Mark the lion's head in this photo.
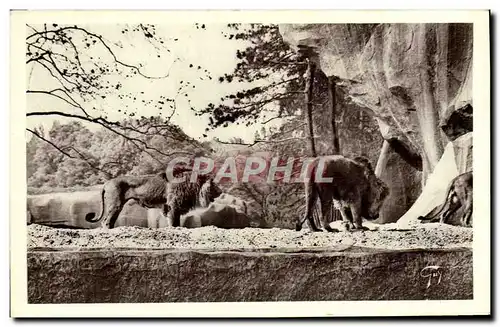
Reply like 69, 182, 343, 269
364, 176, 389, 220
353, 156, 389, 220
199, 177, 223, 207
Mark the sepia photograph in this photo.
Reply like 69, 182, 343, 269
10, 9, 491, 317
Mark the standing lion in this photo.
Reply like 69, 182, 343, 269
86, 168, 222, 229
165, 171, 222, 227
296, 155, 389, 232
86, 172, 169, 229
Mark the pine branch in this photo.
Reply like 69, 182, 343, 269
215, 135, 320, 147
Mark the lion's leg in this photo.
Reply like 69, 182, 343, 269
454, 185, 472, 227
168, 205, 181, 228
161, 204, 170, 227
165, 205, 175, 227
439, 195, 459, 224
349, 201, 368, 231
98, 189, 124, 229
104, 202, 125, 229
297, 183, 322, 232
338, 206, 355, 231
463, 206, 472, 227
101, 203, 123, 229
462, 193, 473, 227
318, 193, 335, 232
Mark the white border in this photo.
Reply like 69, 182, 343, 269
9, 9, 491, 318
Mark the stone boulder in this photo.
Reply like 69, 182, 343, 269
441, 103, 473, 141
145, 193, 253, 229
27, 191, 102, 229
27, 189, 149, 229
181, 202, 252, 229
213, 193, 248, 214
146, 208, 168, 228
376, 148, 422, 223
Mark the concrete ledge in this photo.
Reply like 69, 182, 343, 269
28, 247, 472, 303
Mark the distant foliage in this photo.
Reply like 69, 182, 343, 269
26, 23, 213, 187
27, 118, 209, 189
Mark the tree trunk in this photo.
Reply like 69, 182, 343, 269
329, 78, 342, 222
329, 79, 340, 154
304, 59, 317, 157
304, 58, 322, 226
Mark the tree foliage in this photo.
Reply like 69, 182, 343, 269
27, 117, 209, 191
26, 23, 211, 173
196, 24, 384, 228
196, 24, 306, 129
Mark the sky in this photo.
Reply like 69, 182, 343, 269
26, 23, 287, 143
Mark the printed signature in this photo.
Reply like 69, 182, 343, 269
420, 265, 443, 289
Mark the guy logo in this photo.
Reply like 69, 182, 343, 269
420, 265, 443, 289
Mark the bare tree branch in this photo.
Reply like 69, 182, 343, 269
27, 25, 172, 79
261, 115, 283, 125
215, 136, 320, 147
26, 89, 90, 117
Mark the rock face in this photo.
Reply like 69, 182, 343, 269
441, 103, 473, 141
180, 194, 252, 229
377, 147, 422, 223
396, 132, 472, 227
27, 190, 149, 229
279, 24, 472, 158
27, 246, 472, 303
279, 23, 473, 222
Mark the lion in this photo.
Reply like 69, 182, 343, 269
296, 155, 389, 232
85, 172, 169, 229
87, 167, 223, 229
164, 171, 223, 227
418, 171, 473, 227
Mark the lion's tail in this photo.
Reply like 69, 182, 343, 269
85, 187, 105, 223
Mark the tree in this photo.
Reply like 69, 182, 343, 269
197, 23, 384, 227
303, 58, 317, 157
26, 23, 209, 176
197, 24, 344, 156
196, 24, 306, 131
26, 117, 210, 190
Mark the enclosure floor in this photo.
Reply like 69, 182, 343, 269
28, 222, 472, 250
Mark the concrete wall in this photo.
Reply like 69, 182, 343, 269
28, 246, 472, 303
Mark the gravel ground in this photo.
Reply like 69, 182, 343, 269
28, 221, 472, 251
